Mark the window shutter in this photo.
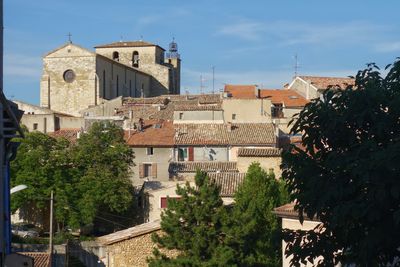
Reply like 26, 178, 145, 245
188, 147, 194, 161
139, 164, 144, 178
160, 197, 168, 208
152, 163, 157, 178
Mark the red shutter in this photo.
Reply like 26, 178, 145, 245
188, 147, 194, 161
160, 197, 168, 208
151, 163, 157, 178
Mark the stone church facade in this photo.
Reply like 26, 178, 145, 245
40, 40, 180, 116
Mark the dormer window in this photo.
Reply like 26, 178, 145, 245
132, 51, 139, 67
112, 51, 119, 61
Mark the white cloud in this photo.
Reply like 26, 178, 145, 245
218, 21, 265, 41
374, 41, 400, 53
218, 20, 386, 46
4, 53, 41, 79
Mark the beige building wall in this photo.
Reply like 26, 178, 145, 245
59, 116, 84, 129
130, 147, 173, 186
95, 46, 172, 96
222, 98, 272, 123
20, 114, 56, 133
289, 78, 319, 100
40, 44, 97, 116
105, 229, 179, 267
237, 155, 282, 178
96, 56, 151, 99
173, 110, 224, 123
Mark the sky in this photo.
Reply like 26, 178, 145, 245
4, 0, 400, 104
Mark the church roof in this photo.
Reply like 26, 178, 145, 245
94, 41, 165, 51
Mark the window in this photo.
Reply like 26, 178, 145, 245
271, 104, 284, 118
33, 123, 38, 130
102, 70, 106, 98
112, 51, 119, 61
232, 113, 236, 120
160, 196, 180, 209
179, 112, 184, 120
146, 147, 154, 155
63, 69, 75, 83
178, 148, 188, 161
139, 163, 157, 178
132, 51, 139, 67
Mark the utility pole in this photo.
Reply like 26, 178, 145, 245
49, 190, 54, 267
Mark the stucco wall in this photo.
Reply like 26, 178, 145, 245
106, 229, 179, 267
193, 146, 228, 161
237, 155, 282, 178
130, 147, 173, 185
20, 114, 56, 133
289, 78, 319, 100
59, 116, 84, 129
281, 218, 328, 267
222, 98, 272, 123
173, 110, 224, 122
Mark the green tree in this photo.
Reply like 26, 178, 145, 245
282, 60, 400, 266
148, 171, 228, 267
11, 122, 135, 230
224, 163, 288, 267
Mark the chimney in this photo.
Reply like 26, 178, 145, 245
129, 110, 133, 120
255, 85, 260, 98
227, 122, 232, 132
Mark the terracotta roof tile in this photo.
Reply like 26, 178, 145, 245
273, 202, 297, 217
95, 40, 165, 50
224, 84, 257, 99
169, 161, 238, 173
175, 123, 276, 146
48, 128, 81, 142
18, 252, 50, 267
259, 89, 309, 107
126, 120, 174, 147
98, 220, 161, 245
123, 96, 169, 106
208, 172, 246, 197
237, 148, 282, 157
298, 76, 355, 90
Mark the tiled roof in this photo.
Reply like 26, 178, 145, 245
273, 202, 297, 218
208, 172, 246, 197
174, 104, 222, 111
98, 220, 161, 245
237, 148, 281, 157
224, 84, 257, 99
298, 76, 355, 90
126, 120, 174, 147
123, 96, 169, 106
48, 128, 81, 142
259, 89, 309, 107
175, 123, 276, 146
169, 161, 238, 173
117, 105, 174, 121
95, 40, 165, 50
198, 94, 221, 104
18, 252, 50, 267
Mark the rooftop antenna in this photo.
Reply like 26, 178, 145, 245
200, 75, 206, 95
67, 32, 72, 44
294, 53, 300, 77
212, 66, 215, 94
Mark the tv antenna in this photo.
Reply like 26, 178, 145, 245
294, 53, 300, 77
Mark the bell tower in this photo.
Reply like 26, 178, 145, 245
165, 38, 181, 94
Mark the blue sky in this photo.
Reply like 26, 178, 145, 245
4, 0, 400, 104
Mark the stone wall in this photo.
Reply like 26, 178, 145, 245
40, 44, 97, 116
106, 229, 179, 267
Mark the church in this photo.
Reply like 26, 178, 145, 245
40, 39, 181, 116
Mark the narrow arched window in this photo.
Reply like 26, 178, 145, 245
102, 70, 106, 98
112, 51, 119, 61
132, 51, 139, 67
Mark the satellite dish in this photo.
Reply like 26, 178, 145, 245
10, 185, 28, 194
